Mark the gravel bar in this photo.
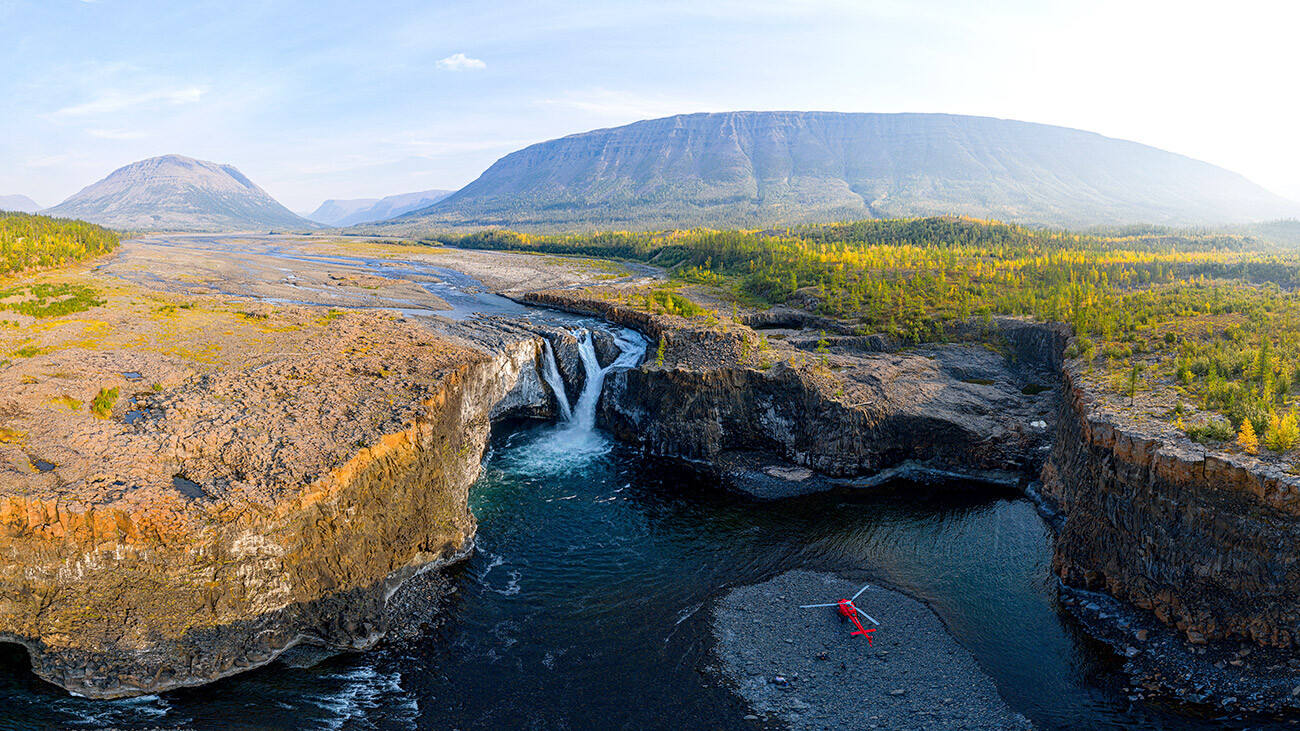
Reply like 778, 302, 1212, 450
713, 570, 1034, 730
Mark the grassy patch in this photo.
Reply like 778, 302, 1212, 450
0, 283, 106, 318
49, 394, 83, 411
91, 387, 118, 418
11, 344, 49, 358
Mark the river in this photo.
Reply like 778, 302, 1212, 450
0, 244, 1283, 729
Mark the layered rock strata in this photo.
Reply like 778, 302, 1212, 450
1041, 366, 1300, 648
0, 309, 561, 698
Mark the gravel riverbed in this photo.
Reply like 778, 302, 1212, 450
713, 570, 1034, 730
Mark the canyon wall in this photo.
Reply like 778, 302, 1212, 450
598, 318, 1069, 483
0, 334, 555, 698
1041, 367, 1300, 647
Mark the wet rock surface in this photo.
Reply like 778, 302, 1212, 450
713, 570, 1034, 730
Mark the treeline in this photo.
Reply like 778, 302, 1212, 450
436, 217, 1300, 449
435, 218, 1283, 343
0, 212, 119, 275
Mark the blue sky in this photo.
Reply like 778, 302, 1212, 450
4, 0, 1298, 211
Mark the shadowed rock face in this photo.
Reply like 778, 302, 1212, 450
599, 318, 1068, 484
0, 314, 563, 698
1042, 369, 1300, 648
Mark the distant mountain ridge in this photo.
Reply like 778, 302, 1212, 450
44, 155, 317, 232
0, 195, 42, 213
309, 189, 454, 227
306, 198, 378, 226
388, 111, 1300, 232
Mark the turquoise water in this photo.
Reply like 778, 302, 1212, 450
1, 416, 1282, 729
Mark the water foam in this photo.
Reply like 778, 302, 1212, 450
509, 327, 646, 476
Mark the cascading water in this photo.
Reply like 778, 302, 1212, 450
523, 326, 646, 473
539, 339, 573, 421
569, 329, 645, 432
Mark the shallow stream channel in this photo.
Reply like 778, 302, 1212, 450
0, 249, 1285, 729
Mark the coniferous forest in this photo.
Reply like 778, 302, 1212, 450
439, 217, 1300, 451
0, 212, 119, 275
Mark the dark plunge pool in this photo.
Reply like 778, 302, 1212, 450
0, 419, 1277, 730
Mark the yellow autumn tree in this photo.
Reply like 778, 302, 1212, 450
1265, 409, 1300, 452
1237, 418, 1259, 455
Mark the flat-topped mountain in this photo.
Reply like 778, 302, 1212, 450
309, 189, 454, 227
391, 111, 1300, 231
44, 155, 317, 232
0, 195, 42, 213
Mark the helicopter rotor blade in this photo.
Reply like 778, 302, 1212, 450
853, 605, 880, 625
799, 603, 838, 608
852, 584, 870, 601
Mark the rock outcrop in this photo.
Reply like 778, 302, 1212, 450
607, 325, 1067, 485
526, 289, 1068, 491
1041, 366, 1300, 648
0, 309, 567, 698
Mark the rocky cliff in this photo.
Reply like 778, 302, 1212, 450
526, 289, 1069, 492
1041, 366, 1300, 648
0, 309, 564, 698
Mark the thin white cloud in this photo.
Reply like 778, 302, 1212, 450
86, 128, 147, 140
536, 88, 721, 120
436, 53, 486, 71
49, 87, 205, 119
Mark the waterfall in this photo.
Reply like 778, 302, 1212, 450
540, 339, 573, 421
522, 326, 646, 473
569, 329, 645, 432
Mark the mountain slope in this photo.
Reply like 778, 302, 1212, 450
336, 190, 453, 227
392, 112, 1300, 231
312, 190, 454, 227
307, 198, 379, 226
0, 195, 42, 213
45, 155, 317, 232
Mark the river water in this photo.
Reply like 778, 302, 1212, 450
0, 278, 1285, 728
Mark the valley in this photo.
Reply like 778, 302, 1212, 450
8, 2, 1300, 728
3, 226, 1300, 729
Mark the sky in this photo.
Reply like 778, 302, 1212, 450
3, 0, 1298, 212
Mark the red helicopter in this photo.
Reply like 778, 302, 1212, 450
800, 584, 880, 645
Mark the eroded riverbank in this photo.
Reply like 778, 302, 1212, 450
4, 234, 1300, 728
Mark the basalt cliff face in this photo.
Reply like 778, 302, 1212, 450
1042, 367, 1300, 648
0, 313, 560, 698
603, 308, 1070, 490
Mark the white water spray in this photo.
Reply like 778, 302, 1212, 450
569, 329, 645, 432
520, 327, 646, 473
539, 339, 573, 421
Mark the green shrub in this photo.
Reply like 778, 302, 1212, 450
91, 387, 118, 418
1187, 417, 1235, 444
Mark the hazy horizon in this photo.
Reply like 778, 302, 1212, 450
5, 0, 1299, 211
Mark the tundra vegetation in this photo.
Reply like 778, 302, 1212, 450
437, 217, 1300, 454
